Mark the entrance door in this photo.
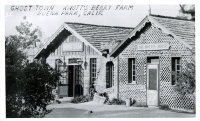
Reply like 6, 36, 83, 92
68, 65, 84, 97
147, 64, 159, 107
68, 65, 74, 97
74, 65, 84, 96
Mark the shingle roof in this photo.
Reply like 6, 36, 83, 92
66, 22, 134, 51
151, 15, 195, 48
110, 15, 195, 57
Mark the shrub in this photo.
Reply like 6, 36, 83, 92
98, 92, 109, 103
172, 61, 195, 95
108, 98, 125, 105
172, 47, 195, 96
6, 37, 60, 118
132, 99, 136, 105
71, 95, 90, 104
159, 104, 170, 110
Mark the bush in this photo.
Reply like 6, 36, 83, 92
71, 95, 90, 104
6, 37, 60, 118
108, 98, 125, 105
159, 104, 170, 110
172, 48, 195, 95
98, 92, 109, 103
132, 99, 136, 105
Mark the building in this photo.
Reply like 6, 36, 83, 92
109, 14, 195, 111
34, 22, 133, 97
34, 14, 195, 112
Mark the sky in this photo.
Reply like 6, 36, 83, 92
5, 5, 181, 40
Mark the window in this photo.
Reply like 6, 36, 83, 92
171, 57, 181, 85
90, 58, 97, 87
106, 62, 114, 88
128, 58, 136, 84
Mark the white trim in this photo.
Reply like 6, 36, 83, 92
131, 59, 136, 83
147, 64, 159, 106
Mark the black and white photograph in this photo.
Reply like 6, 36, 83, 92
2, 3, 197, 119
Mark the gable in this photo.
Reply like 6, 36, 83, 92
48, 34, 99, 57
110, 15, 194, 57
152, 16, 195, 48
120, 23, 191, 57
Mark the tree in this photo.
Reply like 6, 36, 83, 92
19, 62, 60, 117
177, 4, 195, 21
6, 35, 60, 117
15, 16, 41, 49
6, 35, 27, 117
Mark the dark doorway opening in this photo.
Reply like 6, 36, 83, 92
68, 65, 84, 97
68, 65, 74, 97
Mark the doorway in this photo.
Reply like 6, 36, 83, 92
68, 65, 84, 97
147, 57, 159, 107
68, 65, 74, 97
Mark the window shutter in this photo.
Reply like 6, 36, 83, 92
128, 59, 132, 83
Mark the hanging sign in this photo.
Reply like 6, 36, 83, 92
137, 43, 169, 50
63, 42, 83, 51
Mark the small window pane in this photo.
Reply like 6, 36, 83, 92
132, 59, 135, 63
177, 65, 180, 70
133, 71, 135, 75
172, 58, 175, 71
133, 76, 135, 81
177, 59, 180, 64
133, 65, 135, 69
172, 75, 175, 85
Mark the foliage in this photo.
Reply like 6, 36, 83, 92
159, 104, 170, 110
172, 60, 195, 95
71, 95, 90, 104
6, 36, 60, 117
98, 92, 109, 103
132, 99, 136, 105
107, 98, 125, 105
6, 35, 27, 117
21, 62, 60, 117
15, 16, 42, 49
177, 4, 195, 21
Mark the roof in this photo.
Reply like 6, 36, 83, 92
66, 22, 134, 50
110, 14, 195, 57
34, 22, 133, 59
151, 14, 195, 48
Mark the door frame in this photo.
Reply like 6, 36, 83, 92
146, 64, 160, 107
